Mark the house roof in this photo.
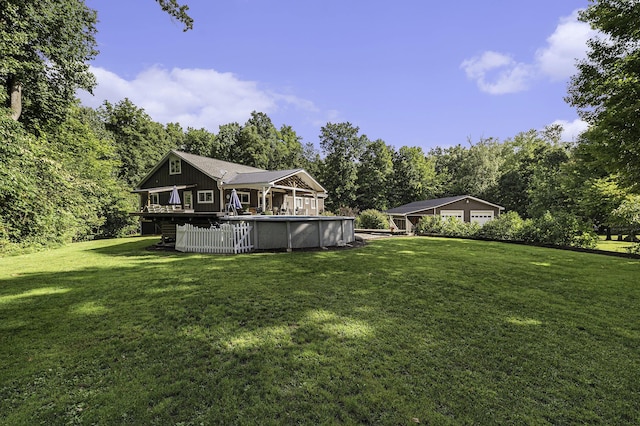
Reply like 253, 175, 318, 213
227, 169, 326, 193
135, 150, 327, 195
386, 195, 504, 215
172, 150, 265, 182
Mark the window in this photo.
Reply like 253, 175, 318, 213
237, 191, 250, 204
197, 190, 214, 204
150, 193, 159, 204
311, 199, 317, 209
169, 158, 182, 175
296, 198, 303, 208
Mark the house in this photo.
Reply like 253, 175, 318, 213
131, 150, 327, 238
386, 195, 504, 233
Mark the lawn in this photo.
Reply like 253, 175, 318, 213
596, 235, 637, 253
1, 236, 639, 425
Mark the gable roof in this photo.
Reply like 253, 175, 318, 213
386, 195, 504, 215
135, 150, 326, 194
172, 150, 265, 182
227, 169, 326, 193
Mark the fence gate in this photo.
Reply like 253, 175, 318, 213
175, 223, 253, 254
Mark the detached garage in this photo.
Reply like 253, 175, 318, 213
386, 195, 504, 233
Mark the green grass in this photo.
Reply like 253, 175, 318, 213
1, 236, 639, 425
596, 235, 637, 253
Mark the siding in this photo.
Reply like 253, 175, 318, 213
139, 156, 220, 212
398, 198, 501, 224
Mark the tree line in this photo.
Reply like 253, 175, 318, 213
1, 0, 639, 253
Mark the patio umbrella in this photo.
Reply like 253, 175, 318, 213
229, 189, 242, 212
168, 185, 181, 205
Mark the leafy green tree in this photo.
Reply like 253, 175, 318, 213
430, 144, 466, 197
431, 139, 504, 199
183, 127, 215, 156
610, 195, 640, 239
566, 0, 640, 190
525, 143, 571, 218
47, 104, 138, 239
390, 146, 438, 207
0, 0, 98, 128
299, 142, 322, 178
231, 112, 277, 169
100, 98, 177, 186
165, 122, 185, 150
0, 106, 136, 250
319, 122, 367, 211
275, 125, 305, 170
494, 128, 572, 219
213, 122, 241, 162
155, 0, 193, 31
356, 139, 394, 210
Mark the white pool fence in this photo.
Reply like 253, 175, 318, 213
175, 223, 253, 254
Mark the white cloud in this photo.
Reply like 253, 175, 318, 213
462, 9, 595, 94
536, 10, 596, 81
460, 51, 534, 94
78, 66, 318, 130
551, 118, 589, 141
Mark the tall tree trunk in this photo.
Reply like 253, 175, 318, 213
8, 77, 23, 121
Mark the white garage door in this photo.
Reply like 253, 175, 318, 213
471, 210, 494, 226
441, 210, 464, 221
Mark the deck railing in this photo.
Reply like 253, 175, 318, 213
175, 223, 253, 254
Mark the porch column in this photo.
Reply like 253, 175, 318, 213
314, 192, 318, 216
292, 186, 297, 215
262, 186, 267, 212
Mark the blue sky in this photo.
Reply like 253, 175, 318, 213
79, 0, 593, 152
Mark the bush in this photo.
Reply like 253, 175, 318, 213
356, 209, 389, 229
415, 215, 445, 235
518, 211, 598, 248
626, 243, 640, 255
415, 215, 479, 237
478, 211, 525, 241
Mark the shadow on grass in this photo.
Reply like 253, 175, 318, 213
1, 237, 639, 424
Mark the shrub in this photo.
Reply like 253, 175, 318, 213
415, 215, 479, 237
626, 243, 640, 255
415, 215, 445, 235
356, 209, 389, 229
478, 211, 525, 241
518, 211, 598, 248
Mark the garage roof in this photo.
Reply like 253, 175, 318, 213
386, 195, 504, 215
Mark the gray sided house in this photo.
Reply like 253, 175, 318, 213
132, 150, 327, 238
386, 195, 504, 233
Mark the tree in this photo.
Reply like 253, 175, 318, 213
525, 143, 572, 218
155, 0, 193, 31
275, 125, 305, 170
213, 122, 241, 162
610, 195, 640, 240
356, 139, 394, 210
231, 112, 277, 169
183, 127, 215, 157
453, 138, 505, 199
319, 122, 367, 211
0, 0, 98, 127
298, 142, 322, 178
566, 0, 640, 190
390, 146, 438, 207
100, 99, 177, 186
